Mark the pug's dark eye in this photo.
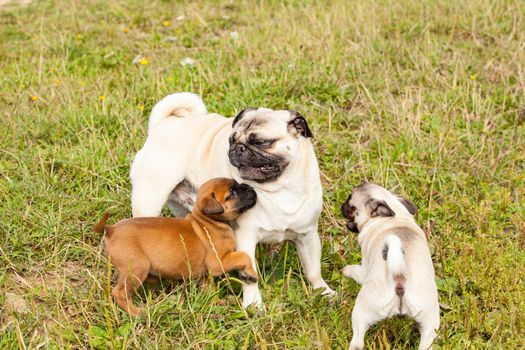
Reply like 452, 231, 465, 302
252, 139, 272, 147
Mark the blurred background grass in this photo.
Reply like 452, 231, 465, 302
1, 0, 524, 348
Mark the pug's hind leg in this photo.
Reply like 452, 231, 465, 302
131, 178, 180, 217
416, 307, 440, 350
349, 290, 382, 350
342, 264, 366, 285
130, 152, 185, 218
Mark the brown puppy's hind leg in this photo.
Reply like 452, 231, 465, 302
210, 251, 258, 283
144, 275, 161, 284
111, 258, 150, 316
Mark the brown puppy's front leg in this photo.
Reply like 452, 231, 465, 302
209, 251, 258, 283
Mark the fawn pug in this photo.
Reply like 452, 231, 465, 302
341, 183, 440, 350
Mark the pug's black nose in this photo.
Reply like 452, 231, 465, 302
347, 221, 359, 233
341, 202, 349, 217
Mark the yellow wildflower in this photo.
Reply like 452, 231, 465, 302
162, 20, 170, 27
123, 27, 130, 33
138, 104, 144, 111
469, 74, 477, 81
31, 95, 38, 101
140, 58, 149, 65
99, 95, 106, 101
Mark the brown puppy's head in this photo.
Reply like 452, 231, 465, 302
194, 178, 257, 221
341, 182, 417, 233
228, 108, 313, 183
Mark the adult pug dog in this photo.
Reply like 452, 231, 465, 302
130, 92, 335, 307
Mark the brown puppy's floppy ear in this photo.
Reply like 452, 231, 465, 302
396, 195, 417, 215
232, 108, 257, 128
366, 198, 395, 217
288, 110, 313, 138
201, 196, 225, 215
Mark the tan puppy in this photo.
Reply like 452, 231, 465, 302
93, 178, 258, 316
341, 183, 439, 350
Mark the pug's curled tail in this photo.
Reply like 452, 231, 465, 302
93, 212, 110, 235
384, 235, 406, 298
148, 92, 208, 132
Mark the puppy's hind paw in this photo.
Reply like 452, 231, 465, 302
342, 264, 365, 284
238, 271, 258, 284
321, 286, 337, 297
342, 265, 353, 278
126, 306, 144, 317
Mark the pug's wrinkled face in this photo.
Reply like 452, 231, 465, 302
228, 108, 313, 183
341, 183, 417, 233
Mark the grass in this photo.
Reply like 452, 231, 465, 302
1, 0, 524, 348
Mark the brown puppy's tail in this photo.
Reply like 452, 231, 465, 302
93, 212, 110, 234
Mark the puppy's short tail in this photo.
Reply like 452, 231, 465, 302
384, 235, 406, 297
93, 212, 110, 234
148, 92, 208, 132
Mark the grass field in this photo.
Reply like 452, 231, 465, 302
1, 0, 524, 348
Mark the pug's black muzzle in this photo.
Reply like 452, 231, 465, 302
228, 143, 288, 183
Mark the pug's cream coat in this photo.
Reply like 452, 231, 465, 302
341, 183, 440, 350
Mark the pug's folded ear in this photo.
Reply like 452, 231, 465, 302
288, 111, 313, 138
232, 108, 257, 128
396, 195, 417, 215
366, 198, 395, 218
201, 196, 225, 215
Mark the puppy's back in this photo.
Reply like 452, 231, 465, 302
107, 217, 192, 240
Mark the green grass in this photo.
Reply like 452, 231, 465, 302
1, 0, 524, 348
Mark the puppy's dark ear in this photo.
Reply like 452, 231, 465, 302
201, 196, 225, 215
232, 108, 257, 128
288, 111, 313, 138
397, 195, 417, 215
366, 198, 395, 218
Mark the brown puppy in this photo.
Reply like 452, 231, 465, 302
93, 177, 258, 316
